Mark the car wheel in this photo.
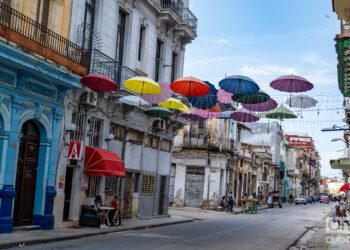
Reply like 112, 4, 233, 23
304, 203, 307, 205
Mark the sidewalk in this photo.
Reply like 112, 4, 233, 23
0, 216, 193, 249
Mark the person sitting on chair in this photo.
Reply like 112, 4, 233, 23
109, 195, 120, 225
89, 195, 107, 229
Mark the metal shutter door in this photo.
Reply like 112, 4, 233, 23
185, 167, 205, 207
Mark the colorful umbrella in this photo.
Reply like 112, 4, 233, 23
233, 91, 270, 104
230, 108, 259, 123
81, 73, 118, 92
285, 95, 318, 109
217, 111, 234, 119
123, 76, 162, 94
181, 113, 207, 121
339, 183, 350, 192
242, 98, 278, 112
217, 89, 233, 104
119, 96, 149, 107
195, 108, 222, 119
158, 98, 190, 113
270, 75, 313, 93
142, 82, 173, 104
170, 77, 210, 96
263, 105, 297, 120
145, 107, 172, 118
188, 81, 218, 109
219, 75, 259, 95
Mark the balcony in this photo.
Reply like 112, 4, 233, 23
0, 2, 90, 76
89, 49, 145, 88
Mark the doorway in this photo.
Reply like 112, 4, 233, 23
13, 120, 40, 226
158, 176, 167, 215
63, 167, 74, 221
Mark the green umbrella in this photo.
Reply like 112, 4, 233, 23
232, 91, 270, 104
145, 107, 173, 118
262, 105, 297, 120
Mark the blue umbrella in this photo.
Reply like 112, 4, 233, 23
217, 111, 234, 119
188, 81, 218, 109
219, 75, 259, 95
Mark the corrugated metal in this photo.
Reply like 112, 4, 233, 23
185, 167, 205, 207
139, 194, 154, 217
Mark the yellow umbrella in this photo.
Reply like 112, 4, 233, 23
123, 76, 162, 95
158, 98, 191, 114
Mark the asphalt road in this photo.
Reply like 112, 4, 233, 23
11, 203, 331, 250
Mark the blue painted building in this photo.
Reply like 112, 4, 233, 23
0, 39, 82, 233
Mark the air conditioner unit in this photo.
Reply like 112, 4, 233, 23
153, 119, 166, 131
80, 91, 98, 106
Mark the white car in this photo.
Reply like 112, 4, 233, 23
295, 195, 307, 205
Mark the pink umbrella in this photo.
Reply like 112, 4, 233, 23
230, 108, 259, 123
242, 98, 277, 112
270, 75, 313, 93
81, 73, 118, 92
142, 82, 173, 104
217, 89, 233, 104
195, 108, 222, 119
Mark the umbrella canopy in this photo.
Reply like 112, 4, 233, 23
81, 73, 118, 92
188, 81, 218, 109
217, 111, 234, 119
217, 89, 233, 104
285, 95, 318, 109
263, 105, 297, 120
170, 77, 210, 96
219, 75, 259, 95
233, 91, 270, 104
270, 75, 313, 93
206, 102, 231, 112
195, 108, 222, 119
181, 113, 207, 121
145, 107, 172, 118
123, 76, 162, 94
339, 183, 350, 192
142, 82, 173, 104
158, 98, 190, 113
230, 108, 259, 123
119, 95, 149, 107
242, 98, 278, 112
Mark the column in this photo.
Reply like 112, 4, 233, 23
0, 96, 25, 233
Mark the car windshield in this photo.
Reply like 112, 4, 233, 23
297, 195, 304, 198
321, 196, 328, 198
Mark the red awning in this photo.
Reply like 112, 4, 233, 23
84, 146, 125, 176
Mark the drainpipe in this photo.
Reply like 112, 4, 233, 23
206, 151, 211, 209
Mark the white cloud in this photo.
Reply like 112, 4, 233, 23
217, 38, 231, 45
239, 64, 297, 77
300, 52, 332, 67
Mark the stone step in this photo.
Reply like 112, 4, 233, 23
13, 225, 41, 232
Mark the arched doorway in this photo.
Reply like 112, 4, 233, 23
13, 120, 40, 226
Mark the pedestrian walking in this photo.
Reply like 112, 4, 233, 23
332, 197, 340, 223
259, 192, 263, 207
289, 194, 293, 204
227, 192, 235, 212
267, 193, 273, 211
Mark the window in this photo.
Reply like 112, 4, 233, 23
82, 0, 95, 50
70, 111, 85, 141
110, 123, 125, 141
116, 10, 126, 65
154, 40, 163, 82
142, 174, 156, 194
160, 139, 171, 152
138, 25, 145, 61
87, 175, 100, 198
105, 176, 123, 196
145, 135, 159, 149
89, 117, 103, 148
170, 52, 178, 82
126, 129, 143, 144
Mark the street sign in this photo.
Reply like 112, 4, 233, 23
68, 140, 83, 160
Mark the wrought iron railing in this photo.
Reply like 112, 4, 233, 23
0, 2, 90, 69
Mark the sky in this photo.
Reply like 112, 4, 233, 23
185, 0, 345, 178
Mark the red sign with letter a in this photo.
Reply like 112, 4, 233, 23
68, 141, 83, 160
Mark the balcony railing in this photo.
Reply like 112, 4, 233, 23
0, 2, 90, 75
341, 20, 350, 36
89, 49, 143, 88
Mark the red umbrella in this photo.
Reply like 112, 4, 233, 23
81, 73, 118, 92
171, 77, 210, 96
339, 183, 350, 192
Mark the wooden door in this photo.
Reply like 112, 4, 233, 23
63, 167, 74, 220
13, 121, 40, 226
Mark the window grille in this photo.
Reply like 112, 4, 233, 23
105, 176, 122, 196
141, 174, 156, 194
110, 123, 125, 141
87, 175, 100, 198
126, 129, 143, 144
160, 139, 171, 152
70, 111, 85, 141
89, 117, 103, 147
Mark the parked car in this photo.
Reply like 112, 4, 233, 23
320, 195, 329, 204
295, 195, 307, 205
314, 196, 320, 202
305, 196, 313, 204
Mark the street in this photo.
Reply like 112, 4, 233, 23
11, 203, 330, 250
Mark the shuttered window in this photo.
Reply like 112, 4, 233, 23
126, 129, 143, 144
141, 174, 155, 194
145, 135, 159, 149
160, 139, 171, 152
110, 123, 125, 141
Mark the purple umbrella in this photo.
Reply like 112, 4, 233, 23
181, 113, 207, 121
142, 82, 172, 104
217, 89, 233, 104
242, 98, 277, 112
230, 108, 259, 123
195, 108, 222, 119
270, 75, 313, 93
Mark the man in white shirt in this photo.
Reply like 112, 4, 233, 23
332, 197, 340, 222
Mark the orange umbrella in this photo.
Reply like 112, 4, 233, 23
170, 77, 210, 96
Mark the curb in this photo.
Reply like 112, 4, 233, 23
0, 218, 194, 249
